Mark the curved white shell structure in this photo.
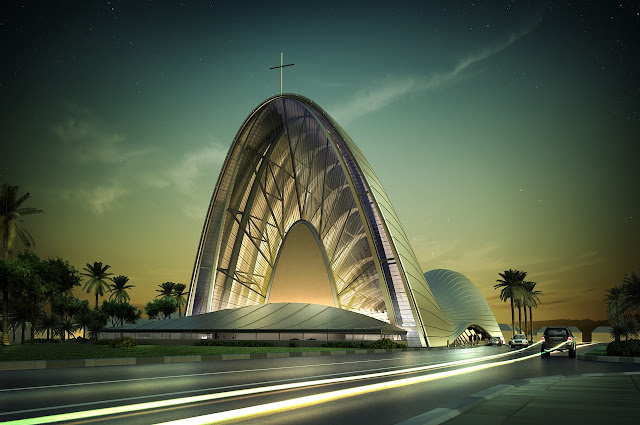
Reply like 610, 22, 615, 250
186, 94, 499, 347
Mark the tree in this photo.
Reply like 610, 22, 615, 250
11, 251, 46, 345
522, 282, 541, 342
109, 275, 135, 303
0, 184, 43, 345
494, 269, 528, 339
604, 282, 638, 342
610, 315, 639, 341
51, 294, 83, 342
0, 184, 44, 259
41, 257, 81, 296
621, 270, 640, 314
157, 298, 177, 319
82, 262, 113, 309
100, 300, 141, 327
37, 311, 60, 341
0, 258, 14, 345
145, 300, 161, 319
145, 298, 177, 320
172, 283, 187, 318
73, 300, 93, 341
156, 282, 176, 300
8, 297, 31, 344
87, 309, 108, 342
513, 291, 525, 337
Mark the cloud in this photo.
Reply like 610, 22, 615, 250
54, 118, 150, 163
530, 250, 600, 277
63, 184, 126, 215
141, 142, 227, 218
167, 143, 227, 193
331, 20, 540, 124
421, 241, 505, 274
330, 77, 418, 124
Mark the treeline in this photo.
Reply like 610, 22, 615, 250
604, 270, 640, 342
0, 252, 144, 345
1, 252, 193, 345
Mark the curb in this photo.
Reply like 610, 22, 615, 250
396, 371, 640, 425
0, 344, 490, 371
0, 346, 430, 371
578, 354, 640, 363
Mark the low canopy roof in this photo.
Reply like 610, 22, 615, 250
106, 303, 407, 335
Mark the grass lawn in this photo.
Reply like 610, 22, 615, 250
584, 345, 607, 356
0, 343, 342, 362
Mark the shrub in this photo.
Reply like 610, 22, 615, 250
26, 338, 60, 344
321, 341, 368, 349
606, 339, 640, 357
194, 340, 272, 347
321, 339, 404, 349
109, 336, 137, 348
368, 338, 404, 349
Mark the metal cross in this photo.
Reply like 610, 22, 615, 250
269, 52, 294, 95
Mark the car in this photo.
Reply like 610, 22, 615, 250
509, 334, 529, 349
487, 336, 503, 346
541, 327, 576, 357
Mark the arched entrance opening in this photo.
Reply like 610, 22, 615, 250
266, 221, 336, 306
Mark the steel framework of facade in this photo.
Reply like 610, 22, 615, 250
186, 94, 497, 347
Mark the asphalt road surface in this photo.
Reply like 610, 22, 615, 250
1, 343, 638, 424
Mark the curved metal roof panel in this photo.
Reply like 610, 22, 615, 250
107, 303, 406, 334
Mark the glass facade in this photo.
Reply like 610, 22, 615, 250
186, 94, 488, 347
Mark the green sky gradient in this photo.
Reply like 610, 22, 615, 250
2, 1, 638, 323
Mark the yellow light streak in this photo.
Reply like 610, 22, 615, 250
4, 342, 595, 425
154, 346, 566, 425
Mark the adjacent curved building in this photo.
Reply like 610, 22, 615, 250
186, 94, 500, 347
424, 269, 503, 345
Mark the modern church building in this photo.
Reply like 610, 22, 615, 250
176, 94, 502, 348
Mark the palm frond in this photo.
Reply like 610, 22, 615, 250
15, 208, 44, 216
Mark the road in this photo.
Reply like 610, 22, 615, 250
1, 343, 638, 424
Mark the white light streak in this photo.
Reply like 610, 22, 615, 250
5, 343, 598, 425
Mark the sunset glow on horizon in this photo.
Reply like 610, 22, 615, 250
2, 1, 638, 323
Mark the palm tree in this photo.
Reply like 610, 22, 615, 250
1, 184, 43, 346
82, 262, 113, 309
605, 286, 627, 342
513, 291, 526, 337
74, 309, 93, 341
494, 269, 528, 339
1, 184, 44, 259
605, 286, 625, 318
172, 283, 187, 317
621, 270, 640, 314
37, 311, 60, 341
109, 275, 135, 303
522, 282, 541, 341
156, 282, 176, 300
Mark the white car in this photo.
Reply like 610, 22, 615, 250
509, 334, 529, 349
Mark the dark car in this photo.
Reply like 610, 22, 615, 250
487, 336, 503, 346
541, 327, 576, 357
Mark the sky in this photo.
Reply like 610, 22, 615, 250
2, 1, 639, 324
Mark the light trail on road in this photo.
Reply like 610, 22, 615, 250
0, 354, 449, 393
0, 345, 543, 420
3, 342, 598, 425
155, 341, 589, 425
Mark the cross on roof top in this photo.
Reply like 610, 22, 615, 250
269, 52, 294, 95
